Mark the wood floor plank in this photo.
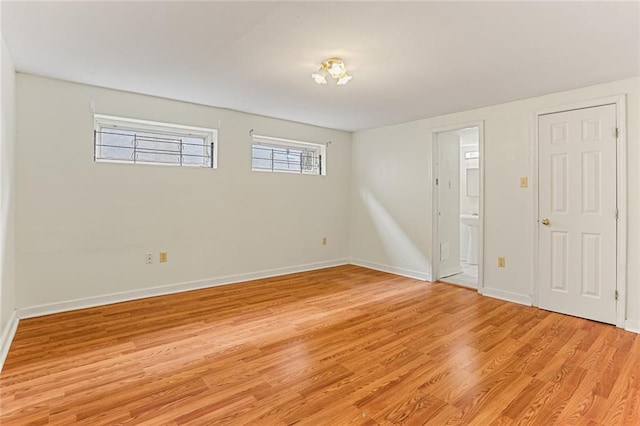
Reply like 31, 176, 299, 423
1, 265, 638, 425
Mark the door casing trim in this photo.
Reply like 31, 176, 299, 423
530, 95, 627, 328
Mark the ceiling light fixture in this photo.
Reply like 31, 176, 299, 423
312, 58, 352, 85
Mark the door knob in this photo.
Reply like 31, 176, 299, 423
541, 218, 550, 226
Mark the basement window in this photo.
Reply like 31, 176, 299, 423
94, 114, 217, 168
251, 134, 326, 175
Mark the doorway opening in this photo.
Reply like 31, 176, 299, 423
432, 123, 483, 290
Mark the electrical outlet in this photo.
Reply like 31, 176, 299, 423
159, 252, 168, 263
520, 177, 528, 188
145, 253, 153, 264
322, 237, 327, 245
498, 257, 506, 268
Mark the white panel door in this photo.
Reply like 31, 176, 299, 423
437, 132, 461, 278
538, 104, 617, 324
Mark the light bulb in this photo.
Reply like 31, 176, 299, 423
336, 74, 352, 85
311, 73, 327, 84
329, 63, 344, 77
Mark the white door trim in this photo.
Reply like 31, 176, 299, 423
430, 120, 485, 292
530, 95, 627, 328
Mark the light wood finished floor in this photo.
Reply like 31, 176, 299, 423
1, 265, 639, 425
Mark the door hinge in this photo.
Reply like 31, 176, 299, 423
435, 178, 439, 185
615, 290, 619, 301
615, 128, 619, 138
615, 209, 619, 220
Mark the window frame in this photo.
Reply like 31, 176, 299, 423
251, 134, 326, 176
94, 114, 218, 169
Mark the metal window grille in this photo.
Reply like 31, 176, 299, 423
251, 144, 321, 175
94, 129, 214, 168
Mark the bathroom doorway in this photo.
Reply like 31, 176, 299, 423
432, 123, 483, 290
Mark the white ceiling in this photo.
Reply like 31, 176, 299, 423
2, 1, 639, 132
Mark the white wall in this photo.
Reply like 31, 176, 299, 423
349, 120, 432, 279
0, 37, 17, 364
10, 72, 640, 331
350, 76, 640, 326
15, 74, 351, 313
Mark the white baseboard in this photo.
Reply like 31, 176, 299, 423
19, 259, 349, 319
625, 319, 640, 334
482, 287, 532, 306
0, 310, 19, 372
349, 258, 428, 281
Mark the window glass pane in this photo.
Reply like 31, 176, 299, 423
182, 136, 208, 165
135, 131, 181, 164
96, 122, 212, 167
272, 147, 303, 172
100, 129, 135, 160
252, 145, 309, 173
252, 145, 273, 170
250, 137, 324, 175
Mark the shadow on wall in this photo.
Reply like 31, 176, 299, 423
358, 188, 428, 275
